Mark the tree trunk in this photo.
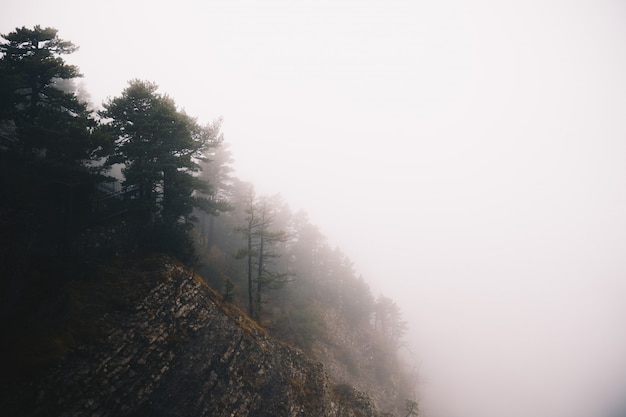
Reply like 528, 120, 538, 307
255, 233, 265, 321
247, 221, 254, 318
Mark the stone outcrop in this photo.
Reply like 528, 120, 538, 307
313, 308, 406, 414
4, 257, 388, 417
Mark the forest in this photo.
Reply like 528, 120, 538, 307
0, 25, 416, 413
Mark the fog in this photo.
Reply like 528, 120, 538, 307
3, 1, 626, 416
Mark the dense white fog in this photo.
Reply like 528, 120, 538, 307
3, 1, 626, 416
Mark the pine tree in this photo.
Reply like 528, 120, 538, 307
196, 133, 234, 249
100, 79, 223, 256
234, 189, 291, 320
0, 26, 102, 318
0, 26, 97, 160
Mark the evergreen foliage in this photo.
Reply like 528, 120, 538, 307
0, 26, 103, 320
1, 25, 416, 415
100, 79, 226, 258
234, 188, 292, 320
0, 26, 100, 162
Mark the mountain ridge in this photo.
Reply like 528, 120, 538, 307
3, 254, 393, 417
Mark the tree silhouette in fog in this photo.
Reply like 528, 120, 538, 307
100, 79, 225, 257
0, 25, 102, 316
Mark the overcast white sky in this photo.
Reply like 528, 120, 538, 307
3, 1, 626, 416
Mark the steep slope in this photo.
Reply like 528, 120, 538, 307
3, 255, 388, 417
312, 307, 410, 414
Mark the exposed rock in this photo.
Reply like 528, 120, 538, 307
4, 256, 390, 417
313, 308, 406, 414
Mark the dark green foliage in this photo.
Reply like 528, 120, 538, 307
0, 26, 105, 321
0, 26, 100, 162
100, 79, 225, 256
145, 222, 197, 263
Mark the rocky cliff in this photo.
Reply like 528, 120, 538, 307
312, 308, 407, 414
3, 255, 389, 417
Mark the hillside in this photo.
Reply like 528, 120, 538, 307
0, 26, 415, 417
2, 255, 390, 417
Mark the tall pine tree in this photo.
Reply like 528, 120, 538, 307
0, 26, 102, 319
100, 79, 223, 257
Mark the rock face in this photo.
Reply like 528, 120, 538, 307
5, 257, 387, 417
313, 308, 405, 414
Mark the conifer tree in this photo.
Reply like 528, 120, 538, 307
0, 26, 101, 315
196, 134, 234, 249
101, 79, 223, 256
0, 26, 98, 161
253, 196, 290, 319
235, 189, 291, 320
234, 184, 259, 317
0, 25, 101, 238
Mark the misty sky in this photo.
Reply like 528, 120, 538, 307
3, 1, 626, 416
